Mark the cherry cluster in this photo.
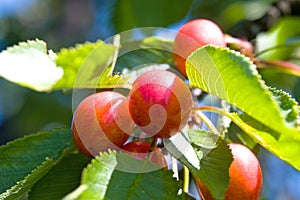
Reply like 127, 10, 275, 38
72, 69, 193, 165
71, 18, 263, 200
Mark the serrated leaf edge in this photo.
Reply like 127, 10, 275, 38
187, 45, 288, 131
0, 158, 54, 200
0, 128, 70, 151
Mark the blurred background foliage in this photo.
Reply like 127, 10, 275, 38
0, 0, 300, 199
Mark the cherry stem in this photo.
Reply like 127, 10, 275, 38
183, 165, 190, 193
145, 137, 158, 162
254, 43, 300, 58
192, 109, 218, 134
255, 59, 300, 74
193, 105, 230, 117
224, 34, 254, 59
149, 137, 158, 153
193, 106, 238, 131
171, 156, 179, 180
110, 34, 121, 74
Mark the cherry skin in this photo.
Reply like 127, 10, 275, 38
195, 143, 263, 200
128, 70, 193, 138
122, 141, 167, 168
173, 19, 226, 77
72, 91, 134, 157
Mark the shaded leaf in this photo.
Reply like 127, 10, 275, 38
269, 87, 299, 127
65, 151, 184, 200
164, 135, 233, 200
112, 0, 193, 32
105, 168, 180, 200
63, 151, 118, 200
259, 67, 299, 91
115, 37, 174, 72
0, 128, 73, 193
0, 129, 74, 198
0, 159, 54, 200
28, 153, 91, 200
196, 141, 233, 200
227, 121, 259, 153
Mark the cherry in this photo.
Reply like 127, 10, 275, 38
128, 70, 193, 138
72, 91, 134, 157
122, 140, 167, 168
173, 19, 226, 77
195, 143, 263, 200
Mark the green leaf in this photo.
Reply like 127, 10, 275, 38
188, 129, 219, 149
105, 170, 181, 200
186, 45, 292, 134
0, 128, 74, 198
115, 37, 174, 72
123, 63, 170, 86
227, 112, 300, 170
164, 135, 233, 200
227, 122, 259, 152
28, 153, 91, 200
53, 40, 117, 90
97, 65, 131, 89
0, 159, 54, 200
0, 39, 63, 91
196, 141, 233, 200
260, 67, 299, 91
164, 132, 201, 171
269, 87, 299, 127
65, 151, 184, 200
186, 45, 300, 169
256, 16, 300, 60
112, 0, 193, 32
63, 151, 117, 200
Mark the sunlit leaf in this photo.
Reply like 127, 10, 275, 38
0, 39, 63, 91
227, 112, 300, 170
53, 40, 117, 90
186, 45, 293, 134
186, 45, 300, 170
256, 17, 300, 60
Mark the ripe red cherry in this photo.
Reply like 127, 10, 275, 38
195, 143, 263, 200
128, 70, 193, 138
122, 141, 167, 168
72, 91, 134, 157
173, 19, 226, 77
